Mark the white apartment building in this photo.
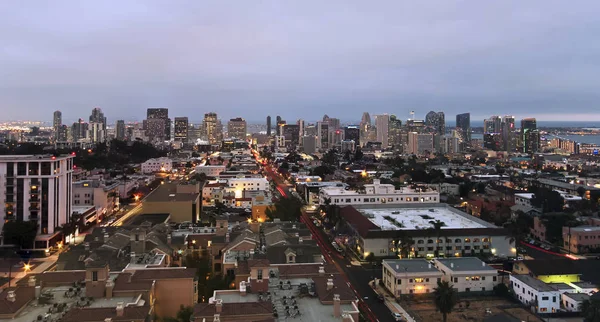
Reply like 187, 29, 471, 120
433, 258, 499, 293
382, 259, 443, 296
141, 157, 172, 174
319, 179, 439, 206
562, 293, 590, 312
510, 274, 561, 313
195, 165, 226, 177
0, 155, 74, 249
72, 180, 119, 217
227, 177, 269, 198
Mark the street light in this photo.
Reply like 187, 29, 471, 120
23, 263, 31, 273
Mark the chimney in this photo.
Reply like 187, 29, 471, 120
215, 299, 223, 313
450, 262, 454, 268
318, 266, 325, 276
167, 233, 172, 245
428, 263, 431, 269
116, 302, 124, 317
327, 278, 334, 291
225, 233, 230, 243
482, 261, 486, 267
28, 276, 36, 287
342, 312, 353, 322
396, 264, 399, 270
292, 224, 296, 229
213, 314, 221, 322
240, 281, 247, 296
106, 280, 114, 299
333, 294, 341, 317
35, 286, 41, 299
7, 291, 16, 302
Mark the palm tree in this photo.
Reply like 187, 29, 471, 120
429, 220, 446, 257
394, 233, 414, 258
434, 280, 458, 322
582, 299, 600, 322
505, 212, 530, 258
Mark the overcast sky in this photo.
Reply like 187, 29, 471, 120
2, 1, 600, 124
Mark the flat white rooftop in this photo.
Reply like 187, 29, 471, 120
358, 207, 489, 230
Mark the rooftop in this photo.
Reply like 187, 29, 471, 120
358, 205, 492, 231
0, 154, 73, 161
383, 259, 441, 274
143, 183, 199, 202
435, 258, 496, 272
563, 292, 590, 302
569, 226, 600, 232
511, 274, 558, 292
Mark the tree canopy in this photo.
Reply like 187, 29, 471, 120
265, 197, 303, 222
3, 221, 38, 249
434, 280, 458, 322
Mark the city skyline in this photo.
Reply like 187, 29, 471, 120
2, 1, 600, 121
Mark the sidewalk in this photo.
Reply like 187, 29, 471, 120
1, 254, 59, 290
369, 280, 417, 322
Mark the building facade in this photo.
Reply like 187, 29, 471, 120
319, 179, 439, 206
227, 117, 247, 140
174, 117, 189, 142
141, 157, 173, 174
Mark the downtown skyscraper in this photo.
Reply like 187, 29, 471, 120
203, 112, 222, 144
456, 113, 471, 147
227, 117, 247, 140
88, 107, 107, 143
174, 117, 189, 142
146, 108, 170, 141
521, 118, 540, 153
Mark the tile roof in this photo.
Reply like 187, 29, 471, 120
248, 259, 271, 268
312, 275, 355, 303
193, 302, 273, 320
130, 267, 197, 280
266, 245, 322, 264
61, 306, 152, 322
0, 287, 36, 316
113, 273, 154, 292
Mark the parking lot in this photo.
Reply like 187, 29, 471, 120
402, 297, 542, 322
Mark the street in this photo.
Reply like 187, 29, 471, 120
259, 156, 394, 322
520, 242, 568, 260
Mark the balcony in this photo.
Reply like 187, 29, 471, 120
29, 198, 39, 203
29, 205, 40, 211
5, 215, 15, 221
5, 181, 14, 188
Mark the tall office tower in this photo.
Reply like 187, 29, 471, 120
88, 107, 107, 143
388, 115, 402, 151
116, 120, 126, 141
305, 124, 317, 137
266, 116, 272, 136
57, 125, 68, 142
302, 136, 318, 154
521, 118, 540, 153
438, 136, 460, 154
297, 119, 305, 139
344, 126, 360, 146
227, 117, 247, 140
501, 116, 516, 152
483, 133, 503, 151
0, 155, 74, 248
71, 119, 89, 142
327, 118, 341, 131
407, 132, 434, 155
174, 117, 189, 142
276, 115, 282, 123
374, 114, 390, 148
146, 108, 169, 141
455, 113, 471, 147
276, 120, 287, 136
53, 111, 62, 141
329, 129, 344, 149
203, 112, 223, 144
317, 121, 329, 150
282, 124, 300, 146
425, 111, 446, 134
483, 116, 502, 134
360, 112, 372, 147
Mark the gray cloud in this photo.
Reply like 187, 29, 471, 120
1, 1, 600, 123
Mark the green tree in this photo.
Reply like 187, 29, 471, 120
176, 305, 193, 322
505, 212, 532, 258
393, 233, 414, 259
434, 280, 458, 322
582, 299, 600, 322
354, 147, 364, 161
2, 221, 38, 249
429, 220, 446, 257
265, 197, 303, 222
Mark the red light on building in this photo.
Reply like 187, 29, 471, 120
336, 130, 340, 134
71, 152, 76, 156
51, 156, 56, 160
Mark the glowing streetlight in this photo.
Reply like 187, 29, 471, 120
23, 263, 31, 273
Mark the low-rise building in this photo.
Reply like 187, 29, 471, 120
140, 182, 201, 223
510, 274, 561, 313
141, 157, 172, 174
195, 165, 226, 177
563, 225, 600, 254
319, 179, 439, 206
433, 257, 499, 293
73, 180, 120, 217
561, 292, 591, 312
382, 259, 443, 296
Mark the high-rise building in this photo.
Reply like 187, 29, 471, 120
344, 126, 360, 146
387, 115, 402, 149
360, 112, 372, 146
340, 140, 356, 153
71, 119, 88, 142
425, 111, 446, 134
174, 117, 189, 142
483, 133, 503, 151
88, 108, 107, 143
407, 132, 434, 155
317, 121, 329, 150
227, 117, 247, 140
455, 113, 471, 147
327, 118, 341, 131
266, 116, 272, 136
439, 135, 460, 154
116, 120, 126, 141
282, 124, 300, 146
276, 115, 282, 123
53, 111, 62, 141
501, 116, 516, 152
297, 119, 305, 139
0, 154, 74, 248
483, 116, 502, 134
374, 114, 390, 148
203, 112, 222, 144
57, 125, 68, 142
302, 136, 318, 154
276, 120, 286, 136
146, 108, 170, 141
521, 118, 540, 153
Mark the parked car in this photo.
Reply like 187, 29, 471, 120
392, 312, 404, 321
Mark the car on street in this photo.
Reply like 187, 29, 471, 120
392, 312, 404, 321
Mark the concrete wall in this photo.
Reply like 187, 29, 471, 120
154, 278, 197, 318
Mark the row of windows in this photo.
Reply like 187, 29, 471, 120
414, 238, 490, 244
333, 196, 437, 203
409, 245, 489, 252
74, 193, 92, 198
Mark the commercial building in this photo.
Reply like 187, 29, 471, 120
203, 112, 223, 144
433, 257, 499, 292
174, 117, 189, 142
319, 179, 439, 206
227, 117, 247, 140
146, 108, 170, 141
302, 135, 318, 154
510, 274, 561, 313
425, 111, 445, 135
563, 226, 600, 254
340, 203, 514, 259
521, 118, 540, 153
266, 115, 272, 136
456, 113, 471, 147
407, 132, 434, 155
140, 182, 201, 223
194, 165, 226, 177
115, 120, 126, 141
141, 157, 172, 174
72, 180, 120, 217
502, 116, 516, 152
0, 154, 74, 249
374, 114, 389, 148
227, 177, 269, 198
53, 110, 62, 141
344, 126, 360, 147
